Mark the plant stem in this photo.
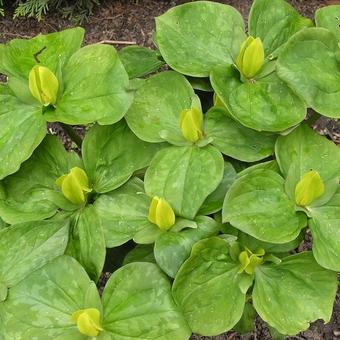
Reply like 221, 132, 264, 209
60, 123, 83, 148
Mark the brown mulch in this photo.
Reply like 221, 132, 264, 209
1, 1, 339, 339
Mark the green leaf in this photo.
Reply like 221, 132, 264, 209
154, 216, 220, 277
172, 237, 245, 336
236, 160, 281, 178
145, 145, 224, 219
210, 64, 306, 132
2, 255, 101, 339
277, 28, 340, 118
123, 244, 156, 265
0, 135, 82, 224
94, 179, 155, 247
223, 168, 306, 243
233, 302, 257, 334
66, 206, 105, 282
46, 44, 133, 125
102, 262, 191, 340
309, 187, 340, 271
0, 27, 84, 80
275, 124, 340, 200
0, 85, 45, 180
205, 106, 276, 161
118, 45, 164, 79
0, 219, 69, 293
125, 71, 196, 144
315, 5, 340, 41
249, 0, 312, 56
156, 1, 245, 77
83, 120, 163, 193
199, 161, 237, 215
237, 230, 304, 254
253, 252, 337, 335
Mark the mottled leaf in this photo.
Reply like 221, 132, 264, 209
223, 169, 306, 243
253, 252, 337, 335
276, 124, 340, 200
83, 120, 163, 193
0, 135, 82, 224
211, 64, 306, 132
199, 161, 237, 215
0, 27, 84, 80
156, 2, 245, 76
102, 262, 191, 340
205, 106, 276, 161
145, 145, 224, 219
173, 237, 245, 336
309, 187, 340, 271
66, 206, 105, 282
0, 220, 69, 291
2, 256, 101, 339
125, 71, 196, 144
0, 85, 45, 180
118, 45, 164, 79
315, 5, 340, 41
46, 44, 133, 125
123, 244, 155, 265
154, 216, 220, 277
277, 28, 340, 118
249, 0, 312, 56
94, 178, 154, 247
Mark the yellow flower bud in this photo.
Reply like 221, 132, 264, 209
236, 36, 264, 79
295, 170, 324, 207
238, 247, 265, 275
72, 308, 103, 337
179, 107, 203, 143
56, 167, 91, 205
148, 196, 175, 231
29, 65, 59, 106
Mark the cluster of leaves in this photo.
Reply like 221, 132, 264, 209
0, 0, 100, 22
0, 0, 339, 339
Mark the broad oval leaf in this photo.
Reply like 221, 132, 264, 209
205, 106, 276, 161
94, 178, 156, 247
102, 262, 191, 340
277, 28, 340, 118
46, 44, 133, 125
253, 252, 337, 335
154, 216, 220, 277
223, 168, 306, 243
199, 161, 237, 215
2, 255, 102, 339
82, 120, 163, 193
172, 237, 245, 336
118, 45, 164, 79
315, 5, 340, 42
0, 85, 45, 180
249, 0, 312, 56
125, 71, 196, 143
145, 145, 224, 219
0, 220, 69, 292
123, 244, 155, 265
309, 187, 340, 271
211, 64, 306, 132
0, 135, 82, 224
275, 124, 340, 200
0, 27, 84, 80
66, 206, 105, 282
156, 1, 245, 77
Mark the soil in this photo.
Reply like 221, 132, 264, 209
1, 0, 339, 339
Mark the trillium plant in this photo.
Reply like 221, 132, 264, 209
0, 0, 339, 339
